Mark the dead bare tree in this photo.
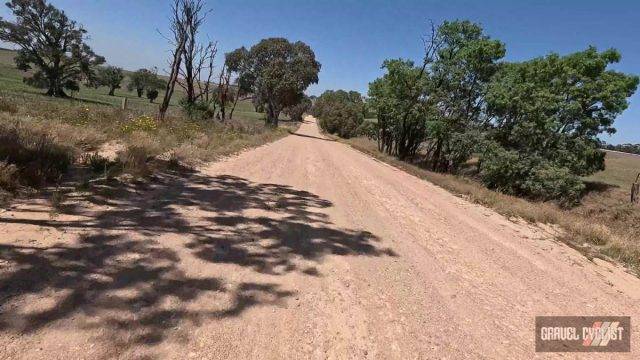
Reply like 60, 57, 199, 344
157, 0, 188, 121
197, 41, 218, 104
175, 0, 212, 106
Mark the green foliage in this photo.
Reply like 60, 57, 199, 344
369, 59, 429, 158
283, 96, 312, 121
479, 145, 585, 205
356, 120, 377, 139
96, 66, 125, 96
225, 47, 252, 96
146, 88, 159, 103
482, 47, 639, 202
366, 20, 638, 204
230, 38, 321, 125
313, 90, 364, 138
425, 20, 505, 170
179, 99, 215, 120
368, 21, 504, 165
0, 0, 105, 97
127, 69, 164, 98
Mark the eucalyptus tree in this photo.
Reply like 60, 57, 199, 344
230, 38, 321, 126
0, 0, 105, 97
482, 47, 638, 203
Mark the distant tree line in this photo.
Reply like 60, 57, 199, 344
602, 143, 640, 155
317, 20, 638, 204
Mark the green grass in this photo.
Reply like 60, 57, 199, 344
0, 48, 258, 116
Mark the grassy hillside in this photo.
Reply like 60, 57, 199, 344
0, 48, 261, 118
586, 151, 640, 188
0, 48, 297, 209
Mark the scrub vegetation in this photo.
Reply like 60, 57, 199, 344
0, 0, 312, 205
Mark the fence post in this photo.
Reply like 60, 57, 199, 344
121, 97, 128, 110
632, 173, 640, 204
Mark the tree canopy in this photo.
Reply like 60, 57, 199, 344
128, 69, 165, 98
364, 20, 638, 203
482, 47, 639, 203
231, 38, 321, 126
96, 66, 124, 96
313, 90, 365, 138
0, 0, 105, 97
284, 95, 312, 122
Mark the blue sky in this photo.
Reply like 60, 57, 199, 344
1, 0, 639, 143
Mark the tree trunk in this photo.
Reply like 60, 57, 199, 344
46, 86, 67, 97
266, 101, 279, 127
432, 139, 442, 172
220, 104, 226, 121
137, 88, 144, 97
108, 87, 116, 96
229, 94, 241, 119
158, 37, 186, 121
47, 76, 66, 97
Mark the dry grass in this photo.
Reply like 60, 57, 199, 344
0, 160, 18, 190
0, 90, 295, 206
0, 120, 74, 188
342, 136, 640, 275
585, 151, 640, 188
0, 96, 18, 113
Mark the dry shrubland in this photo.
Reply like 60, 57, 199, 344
0, 91, 294, 203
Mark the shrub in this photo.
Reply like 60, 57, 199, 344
180, 99, 214, 120
146, 89, 159, 103
0, 161, 19, 191
0, 122, 74, 187
313, 90, 364, 138
482, 47, 638, 204
80, 153, 111, 173
118, 131, 161, 177
479, 145, 584, 205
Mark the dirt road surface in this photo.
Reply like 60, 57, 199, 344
1, 117, 639, 359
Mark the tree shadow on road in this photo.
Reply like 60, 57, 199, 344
0, 169, 395, 354
287, 130, 336, 142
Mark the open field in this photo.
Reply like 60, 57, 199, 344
0, 48, 261, 119
587, 150, 640, 188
